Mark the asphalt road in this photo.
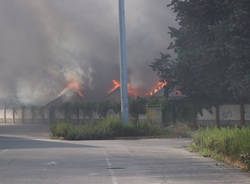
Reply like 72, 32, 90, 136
0, 125, 250, 184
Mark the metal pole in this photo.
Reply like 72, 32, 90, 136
118, 0, 129, 123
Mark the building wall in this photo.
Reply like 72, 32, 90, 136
2, 104, 247, 126
245, 105, 250, 121
197, 104, 250, 126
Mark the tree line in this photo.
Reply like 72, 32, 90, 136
150, 0, 250, 126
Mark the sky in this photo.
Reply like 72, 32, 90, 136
0, 0, 176, 105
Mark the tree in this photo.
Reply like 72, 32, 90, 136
150, 53, 177, 98
151, 0, 250, 126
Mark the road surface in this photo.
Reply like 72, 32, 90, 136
0, 124, 249, 184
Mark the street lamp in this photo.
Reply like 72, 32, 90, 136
118, 0, 129, 123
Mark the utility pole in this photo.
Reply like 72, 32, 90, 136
118, 0, 129, 123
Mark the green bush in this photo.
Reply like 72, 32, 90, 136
50, 118, 163, 140
191, 126, 250, 171
50, 122, 73, 138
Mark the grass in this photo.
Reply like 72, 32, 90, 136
163, 123, 192, 138
190, 126, 250, 171
50, 118, 163, 140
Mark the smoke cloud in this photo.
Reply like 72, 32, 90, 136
0, 0, 176, 105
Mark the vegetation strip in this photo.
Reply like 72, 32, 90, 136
50, 118, 163, 140
190, 127, 250, 171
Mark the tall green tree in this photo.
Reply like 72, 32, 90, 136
152, 0, 250, 105
151, 0, 250, 126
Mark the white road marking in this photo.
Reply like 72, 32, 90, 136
43, 161, 57, 166
104, 151, 118, 184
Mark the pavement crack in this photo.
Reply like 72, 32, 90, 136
107, 167, 124, 170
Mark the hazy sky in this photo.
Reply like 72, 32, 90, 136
0, 0, 176, 104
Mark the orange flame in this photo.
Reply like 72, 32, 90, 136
108, 80, 139, 98
58, 81, 84, 97
108, 80, 121, 94
145, 81, 168, 96
127, 83, 139, 98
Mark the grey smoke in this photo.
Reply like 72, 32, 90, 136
0, 0, 176, 104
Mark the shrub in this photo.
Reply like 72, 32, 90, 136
191, 126, 250, 171
50, 122, 73, 138
50, 118, 163, 140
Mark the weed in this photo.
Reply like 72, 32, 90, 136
190, 126, 250, 171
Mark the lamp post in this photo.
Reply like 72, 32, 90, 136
118, 0, 129, 123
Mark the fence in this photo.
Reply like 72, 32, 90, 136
146, 105, 162, 123
0, 106, 102, 125
197, 104, 250, 126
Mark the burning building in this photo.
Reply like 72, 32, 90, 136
46, 81, 84, 107
145, 81, 168, 97
107, 80, 140, 101
144, 81, 184, 100
106, 79, 180, 100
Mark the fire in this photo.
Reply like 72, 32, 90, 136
58, 81, 84, 97
108, 80, 139, 98
108, 80, 121, 95
127, 83, 139, 97
145, 81, 168, 96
